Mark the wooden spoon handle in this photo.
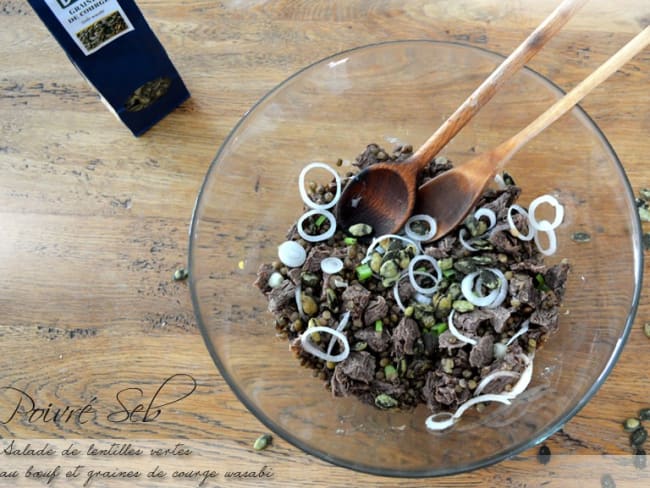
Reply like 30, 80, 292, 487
409, 0, 588, 171
496, 25, 650, 165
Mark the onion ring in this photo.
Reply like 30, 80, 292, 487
405, 214, 437, 242
528, 194, 564, 230
507, 204, 534, 241
296, 209, 336, 242
408, 255, 442, 295
300, 326, 350, 363
447, 310, 477, 346
298, 162, 341, 210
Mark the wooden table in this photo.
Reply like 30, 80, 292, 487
1, 0, 649, 486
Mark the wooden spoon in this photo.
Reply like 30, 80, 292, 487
334, 0, 588, 236
415, 25, 650, 240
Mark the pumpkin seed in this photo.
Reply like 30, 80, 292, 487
623, 417, 641, 432
644, 322, 650, 339
253, 433, 273, 451
348, 223, 373, 237
600, 474, 616, 488
369, 252, 383, 273
374, 393, 398, 409
639, 408, 650, 421
639, 207, 650, 223
633, 448, 647, 470
379, 260, 399, 280
537, 445, 551, 465
631, 427, 648, 447
640, 188, 650, 201
301, 272, 320, 288
173, 268, 188, 281
452, 300, 474, 313
301, 294, 319, 316
571, 231, 592, 243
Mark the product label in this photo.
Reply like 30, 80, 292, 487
45, 0, 134, 55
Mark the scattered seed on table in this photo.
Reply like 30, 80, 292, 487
537, 444, 551, 465
600, 473, 616, 488
253, 433, 273, 451
623, 417, 641, 432
630, 427, 648, 447
173, 268, 189, 281
639, 408, 650, 421
639, 206, 650, 223
571, 231, 592, 243
633, 448, 647, 470
644, 322, 650, 339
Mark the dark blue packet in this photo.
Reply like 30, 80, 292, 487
27, 0, 190, 136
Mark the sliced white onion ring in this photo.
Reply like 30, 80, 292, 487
298, 162, 341, 210
295, 283, 305, 319
278, 240, 307, 267
297, 209, 337, 242
506, 319, 530, 346
300, 326, 350, 363
425, 394, 512, 431
461, 271, 499, 307
507, 205, 534, 241
327, 311, 351, 355
405, 214, 437, 242
474, 370, 520, 396
408, 255, 442, 295
458, 228, 479, 251
528, 194, 564, 230
447, 309, 477, 346
505, 354, 534, 399
533, 223, 558, 256
320, 257, 344, 274
474, 208, 497, 231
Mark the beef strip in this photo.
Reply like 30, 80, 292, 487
544, 262, 570, 297
392, 317, 421, 357
253, 263, 275, 291
469, 335, 494, 368
509, 272, 541, 308
354, 327, 391, 352
267, 279, 296, 315
363, 295, 388, 326
437, 330, 467, 350
338, 351, 376, 383
341, 283, 371, 320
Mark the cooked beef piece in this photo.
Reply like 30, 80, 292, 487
510, 259, 547, 274
529, 307, 559, 334
454, 309, 491, 333
544, 262, 570, 297
469, 335, 494, 368
287, 267, 302, 286
424, 235, 457, 259
484, 307, 513, 333
331, 366, 370, 398
353, 143, 386, 169
267, 279, 296, 314
423, 370, 472, 408
363, 296, 388, 326
509, 272, 540, 307
392, 317, 421, 356
354, 327, 391, 352
338, 351, 376, 383
478, 186, 521, 219
254, 263, 275, 291
303, 245, 345, 273
437, 330, 467, 350
341, 283, 371, 320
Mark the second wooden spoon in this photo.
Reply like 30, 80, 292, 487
415, 25, 650, 241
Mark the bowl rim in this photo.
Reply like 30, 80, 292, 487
188, 39, 643, 477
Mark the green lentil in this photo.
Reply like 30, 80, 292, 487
374, 393, 398, 409
639, 408, 650, 421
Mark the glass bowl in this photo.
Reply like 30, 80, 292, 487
189, 40, 642, 477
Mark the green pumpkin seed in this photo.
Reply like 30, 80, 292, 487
644, 322, 650, 339
624, 417, 641, 431
640, 188, 650, 201
253, 433, 273, 451
639, 207, 650, 223
301, 272, 320, 288
631, 427, 647, 447
379, 260, 399, 279
571, 231, 592, 243
348, 223, 373, 237
374, 393, 398, 409
639, 408, 650, 420
173, 268, 189, 281
452, 300, 475, 313
369, 252, 383, 273
301, 294, 319, 316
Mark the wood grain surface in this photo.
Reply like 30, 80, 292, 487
1, 0, 649, 486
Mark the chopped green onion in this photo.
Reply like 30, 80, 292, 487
443, 268, 456, 279
344, 236, 357, 245
432, 322, 448, 335
375, 320, 383, 332
535, 273, 550, 291
356, 263, 372, 281
314, 214, 327, 228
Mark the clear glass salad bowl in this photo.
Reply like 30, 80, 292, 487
189, 40, 642, 477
